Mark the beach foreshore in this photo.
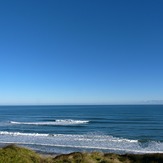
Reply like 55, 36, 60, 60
0, 144, 163, 163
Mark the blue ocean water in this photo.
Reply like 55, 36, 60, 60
0, 105, 163, 154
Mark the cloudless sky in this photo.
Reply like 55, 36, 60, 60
0, 0, 163, 105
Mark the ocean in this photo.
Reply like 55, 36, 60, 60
0, 105, 163, 154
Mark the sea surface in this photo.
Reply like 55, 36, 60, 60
0, 105, 163, 154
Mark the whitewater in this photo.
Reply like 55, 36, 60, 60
10, 119, 89, 125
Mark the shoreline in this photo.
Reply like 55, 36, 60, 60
0, 144, 163, 163
1, 142, 163, 156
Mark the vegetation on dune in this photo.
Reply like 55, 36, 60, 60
0, 144, 52, 163
0, 144, 163, 163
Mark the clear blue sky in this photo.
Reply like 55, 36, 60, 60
0, 0, 163, 105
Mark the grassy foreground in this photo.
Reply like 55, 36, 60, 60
0, 145, 163, 163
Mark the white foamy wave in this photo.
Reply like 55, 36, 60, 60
55, 119, 89, 124
0, 131, 49, 137
0, 131, 163, 154
0, 131, 138, 142
10, 119, 89, 126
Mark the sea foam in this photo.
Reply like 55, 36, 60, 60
1, 131, 163, 154
10, 119, 89, 126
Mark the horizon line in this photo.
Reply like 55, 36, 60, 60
0, 103, 163, 106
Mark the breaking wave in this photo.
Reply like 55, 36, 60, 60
0, 131, 137, 142
0, 131, 49, 137
0, 131, 163, 154
10, 119, 89, 126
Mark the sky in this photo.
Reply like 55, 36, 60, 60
0, 0, 163, 105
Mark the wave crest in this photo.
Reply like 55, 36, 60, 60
0, 131, 48, 137
10, 119, 89, 126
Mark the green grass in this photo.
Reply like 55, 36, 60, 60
0, 144, 52, 163
0, 144, 163, 163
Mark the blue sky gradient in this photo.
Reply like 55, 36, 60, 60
0, 0, 163, 105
